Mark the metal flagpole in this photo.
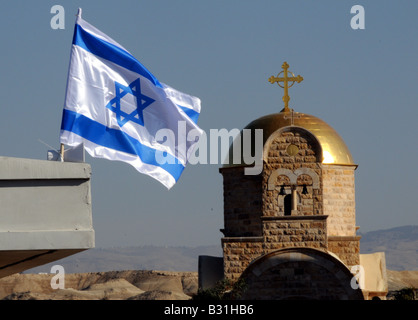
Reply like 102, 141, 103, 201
60, 8, 82, 163
60, 143, 65, 162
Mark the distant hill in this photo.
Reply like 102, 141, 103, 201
25, 225, 417, 274
359, 225, 418, 271
25, 245, 222, 274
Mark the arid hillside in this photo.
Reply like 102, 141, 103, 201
1, 269, 417, 300
0, 270, 198, 300
1, 226, 416, 300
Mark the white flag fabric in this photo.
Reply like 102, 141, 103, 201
60, 12, 203, 189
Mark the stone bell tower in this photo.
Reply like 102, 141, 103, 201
216, 62, 375, 300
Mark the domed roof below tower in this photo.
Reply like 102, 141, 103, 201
223, 109, 355, 168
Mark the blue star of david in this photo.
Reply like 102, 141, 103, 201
106, 78, 155, 127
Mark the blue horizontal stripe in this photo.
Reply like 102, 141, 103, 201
73, 24, 163, 88
61, 109, 184, 181
177, 105, 200, 124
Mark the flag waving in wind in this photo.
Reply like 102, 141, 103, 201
60, 9, 203, 189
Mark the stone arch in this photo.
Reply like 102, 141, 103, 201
239, 247, 364, 300
294, 167, 320, 189
267, 168, 296, 190
268, 167, 319, 190
263, 126, 323, 164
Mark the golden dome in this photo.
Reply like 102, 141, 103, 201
223, 110, 355, 167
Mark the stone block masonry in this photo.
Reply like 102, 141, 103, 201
328, 236, 361, 268
322, 165, 357, 237
222, 215, 329, 281
262, 216, 328, 250
222, 237, 264, 281
220, 127, 360, 283
220, 167, 263, 237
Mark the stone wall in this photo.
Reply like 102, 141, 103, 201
262, 216, 328, 250
328, 236, 361, 268
222, 237, 263, 281
262, 128, 323, 218
222, 216, 329, 280
219, 167, 263, 237
322, 165, 357, 237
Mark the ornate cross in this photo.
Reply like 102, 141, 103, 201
268, 62, 303, 112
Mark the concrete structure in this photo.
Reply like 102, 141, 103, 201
0, 156, 94, 278
359, 252, 388, 300
198, 255, 224, 290
199, 109, 388, 300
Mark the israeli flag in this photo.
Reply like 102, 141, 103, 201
60, 10, 203, 189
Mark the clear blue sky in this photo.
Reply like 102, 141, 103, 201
0, 1, 417, 247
